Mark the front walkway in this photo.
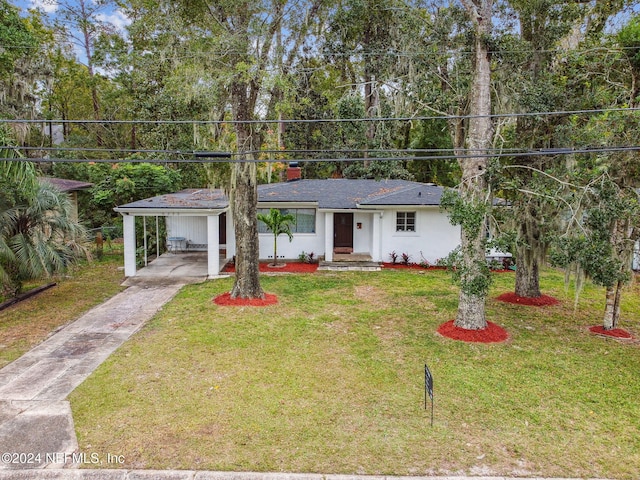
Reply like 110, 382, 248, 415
0, 284, 184, 469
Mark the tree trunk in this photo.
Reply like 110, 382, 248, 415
514, 213, 542, 298
604, 279, 625, 330
602, 219, 635, 330
230, 157, 263, 299
79, 0, 102, 146
364, 66, 377, 167
603, 284, 617, 330
272, 233, 278, 266
229, 76, 263, 299
515, 248, 540, 298
455, 220, 489, 330
455, 0, 493, 331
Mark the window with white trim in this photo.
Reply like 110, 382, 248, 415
257, 208, 316, 233
396, 211, 416, 232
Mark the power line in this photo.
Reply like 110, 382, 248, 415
0, 145, 595, 156
8, 145, 640, 164
3, 144, 638, 159
1, 43, 637, 57
2, 107, 639, 126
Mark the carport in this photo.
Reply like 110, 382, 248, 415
114, 189, 233, 279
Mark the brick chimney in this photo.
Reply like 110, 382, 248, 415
286, 162, 302, 181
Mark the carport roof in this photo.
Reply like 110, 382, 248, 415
115, 179, 447, 211
117, 189, 229, 210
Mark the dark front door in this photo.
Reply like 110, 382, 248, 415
219, 213, 227, 245
334, 213, 354, 249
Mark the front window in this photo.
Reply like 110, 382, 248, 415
257, 208, 316, 233
396, 211, 416, 232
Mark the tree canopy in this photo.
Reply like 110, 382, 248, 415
4, 0, 640, 322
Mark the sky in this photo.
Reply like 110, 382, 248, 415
23, 0, 131, 28
11, 0, 640, 66
13, 0, 131, 64
22, 0, 130, 29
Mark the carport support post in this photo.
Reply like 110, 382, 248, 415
207, 214, 220, 277
123, 214, 137, 277
143, 216, 148, 266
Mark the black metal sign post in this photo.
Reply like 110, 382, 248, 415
424, 363, 434, 427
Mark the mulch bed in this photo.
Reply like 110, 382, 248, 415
213, 292, 278, 307
496, 291, 561, 306
588, 325, 633, 339
381, 263, 447, 270
222, 262, 318, 273
381, 263, 513, 273
437, 320, 509, 343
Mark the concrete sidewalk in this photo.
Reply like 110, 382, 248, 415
0, 285, 184, 469
0, 471, 614, 480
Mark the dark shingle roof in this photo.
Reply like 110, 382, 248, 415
116, 179, 446, 210
258, 179, 444, 208
119, 189, 228, 209
40, 177, 93, 192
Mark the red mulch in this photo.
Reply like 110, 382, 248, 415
437, 320, 509, 343
223, 262, 318, 273
496, 291, 561, 306
381, 263, 446, 270
381, 263, 512, 273
589, 325, 633, 339
213, 292, 278, 306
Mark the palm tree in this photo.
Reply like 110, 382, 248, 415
1, 127, 90, 296
257, 208, 296, 266
1, 180, 91, 296
0, 126, 37, 208
1, 125, 36, 292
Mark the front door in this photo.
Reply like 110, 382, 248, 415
219, 213, 227, 245
334, 213, 354, 250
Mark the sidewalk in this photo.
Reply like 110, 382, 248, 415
0, 471, 614, 480
0, 285, 184, 469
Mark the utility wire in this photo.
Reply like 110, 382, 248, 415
3, 145, 639, 161
0, 145, 601, 156
2, 107, 639, 126
9, 145, 640, 164
1, 43, 637, 56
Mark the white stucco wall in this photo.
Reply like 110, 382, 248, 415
353, 212, 373, 253
258, 211, 326, 260
165, 208, 460, 264
379, 208, 460, 264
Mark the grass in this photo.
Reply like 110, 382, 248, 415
69, 268, 640, 478
0, 249, 126, 368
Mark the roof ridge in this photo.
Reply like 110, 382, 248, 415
361, 182, 423, 203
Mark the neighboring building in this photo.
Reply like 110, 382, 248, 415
114, 172, 462, 278
39, 177, 93, 222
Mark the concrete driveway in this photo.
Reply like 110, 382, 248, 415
0, 284, 184, 469
123, 252, 228, 286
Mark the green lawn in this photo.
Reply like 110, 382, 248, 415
0, 250, 126, 368
70, 268, 640, 478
